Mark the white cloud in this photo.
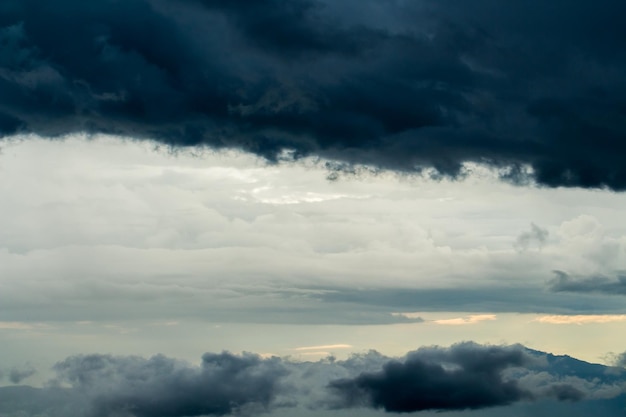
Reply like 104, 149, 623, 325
0, 322, 36, 330
294, 344, 352, 351
433, 314, 497, 325
1, 134, 626, 327
534, 315, 626, 325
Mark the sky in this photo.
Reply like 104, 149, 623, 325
1, 1, 626, 416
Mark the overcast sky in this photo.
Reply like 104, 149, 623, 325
1, 1, 626, 416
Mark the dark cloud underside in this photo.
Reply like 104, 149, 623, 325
548, 271, 626, 296
315, 286, 626, 315
1, 345, 624, 417
1, 0, 625, 188
52, 352, 287, 417
329, 343, 533, 411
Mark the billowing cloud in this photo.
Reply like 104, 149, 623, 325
548, 271, 626, 295
328, 343, 533, 412
328, 343, 625, 413
51, 352, 288, 417
1, 0, 626, 188
1, 344, 625, 417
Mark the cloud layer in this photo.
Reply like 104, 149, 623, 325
1, 344, 625, 417
2, 138, 626, 332
1, 0, 626, 188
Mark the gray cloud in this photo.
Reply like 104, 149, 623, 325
515, 223, 548, 251
614, 352, 626, 368
0, 365, 37, 384
0, 345, 625, 417
543, 384, 585, 402
314, 286, 626, 315
548, 271, 626, 296
328, 343, 626, 413
8, 365, 36, 384
52, 352, 287, 417
329, 343, 533, 412
1, 0, 625, 189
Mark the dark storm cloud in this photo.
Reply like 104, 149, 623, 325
1, 0, 625, 188
51, 351, 287, 417
548, 271, 626, 296
1, 345, 625, 417
328, 343, 625, 413
329, 343, 533, 412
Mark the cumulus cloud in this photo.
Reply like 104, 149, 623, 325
1, 345, 625, 417
1, 0, 625, 188
328, 343, 535, 412
328, 343, 626, 413
50, 352, 288, 417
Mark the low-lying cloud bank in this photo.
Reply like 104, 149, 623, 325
1, 0, 626, 189
2, 343, 625, 417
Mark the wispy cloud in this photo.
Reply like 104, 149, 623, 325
150, 321, 180, 327
0, 322, 44, 330
433, 314, 497, 325
294, 344, 352, 351
392, 313, 496, 325
534, 315, 626, 325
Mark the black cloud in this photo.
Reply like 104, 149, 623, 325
1, 0, 625, 189
548, 271, 626, 296
329, 343, 534, 412
328, 343, 626, 413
